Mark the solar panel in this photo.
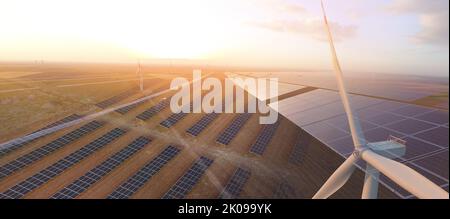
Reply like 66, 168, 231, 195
216, 113, 252, 145
115, 100, 147, 115
162, 156, 214, 199
391, 105, 435, 117
186, 113, 218, 136
0, 114, 82, 157
385, 119, 437, 135
325, 114, 377, 133
414, 110, 449, 125
412, 149, 449, 180
0, 128, 127, 199
303, 122, 348, 143
288, 134, 312, 165
160, 103, 193, 128
326, 136, 355, 156
364, 113, 406, 126
276, 91, 384, 127
218, 168, 251, 199
136, 99, 170, 121
0, 120, 104, 181
108, 145, 181, 199
96, 89, 137, 109
51, 136, 151, 199
413, 126, 449, 148
273, 181, 297, 199
249, 120, 280, 155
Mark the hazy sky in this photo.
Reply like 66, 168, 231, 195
0, 0, 448, 77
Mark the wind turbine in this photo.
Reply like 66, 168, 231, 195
314, 0, 448, 199
136, 60, 144, 92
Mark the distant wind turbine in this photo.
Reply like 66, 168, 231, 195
314, 0, 448, 199
136, 60, 143, 92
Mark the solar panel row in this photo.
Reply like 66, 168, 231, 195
96, 89, 137, 109
160, 113, 188, 128
160, 103, 193, 128
108, 145, 181, 199
0, 121, 104, 181
216, 113, 252, 145
288, 134, 312, 165
273, 182, 297, 199
0, 128, 127, 199
218, 168, 251, 199
0, 114, 82, 157
249, 120, 280, 155
136, 99, 170, 121
186, 113, 219, 136
51, 136, 151, 199
162, 156, 214, 199
115, 100, 147, 115
34, 114, 82, 134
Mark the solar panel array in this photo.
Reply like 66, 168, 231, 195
115, 100, 147, 115
249, 120, 280, 155
51, 136, 151, 199
96, 89, 137, 109
275, 89, 449, 198
136, 99, 170, 121
218, 168, 251, 199
186, 113, 219, 136
216, 113, 252, 145
160, 103, 193, 128
0, 121, 104, 181
0, 114, 82, 157
0, 128, 127, 199
162, 156, 214, 199
108, 145, 181, 199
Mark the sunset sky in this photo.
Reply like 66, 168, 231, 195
0, 0, 448, 77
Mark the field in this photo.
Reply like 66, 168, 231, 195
0, 62, 402, 199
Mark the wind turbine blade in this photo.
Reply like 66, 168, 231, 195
320, 0, 365, 149
313, 154, 358, 199
361, 150, 449, 199
361, 163, 380, 199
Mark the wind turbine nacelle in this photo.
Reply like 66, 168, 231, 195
367, 137, 406, 159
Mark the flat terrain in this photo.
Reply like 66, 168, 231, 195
0, 62, 434, 199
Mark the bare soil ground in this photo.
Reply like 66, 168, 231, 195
0, 63, 402, 199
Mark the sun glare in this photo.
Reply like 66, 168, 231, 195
117, 1, 226, 59
0, 0, 230, 60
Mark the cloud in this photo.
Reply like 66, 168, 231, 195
279, 3, 307, 14
250, 18, 357, 42
247, 1, 357, 42
386, 0, 449, 46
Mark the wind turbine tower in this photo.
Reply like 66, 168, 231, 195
137, 61, 143, 92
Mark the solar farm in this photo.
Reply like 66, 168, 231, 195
0, 63, 448, 199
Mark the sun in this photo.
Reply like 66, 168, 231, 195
107, 0, 226, 60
